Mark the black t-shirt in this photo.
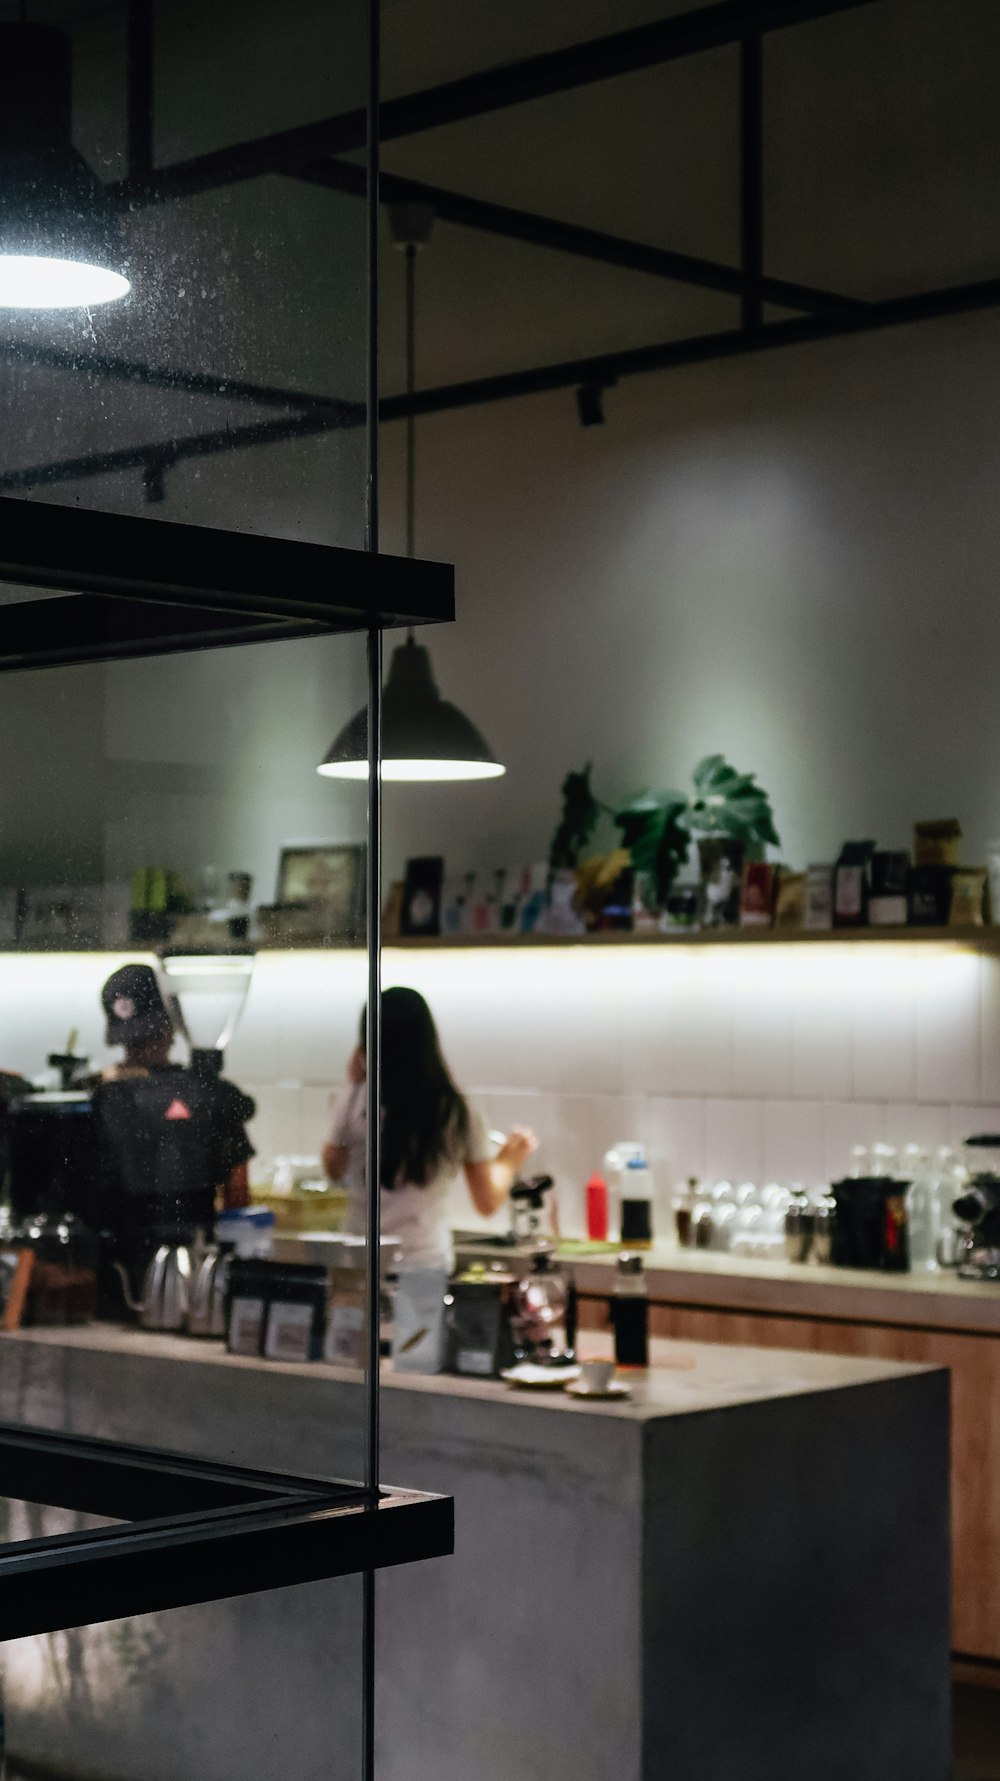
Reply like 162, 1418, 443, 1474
93, 1065, 255, 1248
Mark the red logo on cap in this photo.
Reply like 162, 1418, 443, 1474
165, 1099, 192, 1121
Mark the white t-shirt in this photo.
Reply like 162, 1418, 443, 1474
328, 1082, 491, 1270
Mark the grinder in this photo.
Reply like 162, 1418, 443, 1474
953, 1135, 1000, 1280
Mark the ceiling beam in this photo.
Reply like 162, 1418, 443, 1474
0, 407, 358, 497
300, 160, 867, 319
0, 339, 357, 419
112, 0, 887, 209
4, 276, 997, 496
378, 276, 1000, 419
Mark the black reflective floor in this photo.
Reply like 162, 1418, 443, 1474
955, 1686, 1000, 1780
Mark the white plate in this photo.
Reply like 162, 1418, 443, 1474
565, 1380, 631, 1400
501, 1364, 582, 1389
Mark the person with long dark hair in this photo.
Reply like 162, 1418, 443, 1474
323, 986, 537, 1269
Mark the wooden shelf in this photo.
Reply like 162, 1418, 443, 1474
386, 924, 999, 950
2, 926, 999, 956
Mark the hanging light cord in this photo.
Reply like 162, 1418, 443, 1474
404, 239, 417, 644
405, 240, 416, 563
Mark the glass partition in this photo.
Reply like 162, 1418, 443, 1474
0, 4, 383, 1779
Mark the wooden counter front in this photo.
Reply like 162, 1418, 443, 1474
575, 1250, 1000, 1667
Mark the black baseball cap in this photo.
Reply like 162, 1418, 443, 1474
102, 964, 176, 1046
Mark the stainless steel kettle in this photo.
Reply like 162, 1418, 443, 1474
186, 1244, 230, 1337
114, 1244, 192, 1331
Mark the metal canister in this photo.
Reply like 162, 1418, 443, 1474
810, 1188, 837, 1265
783, 1186, 815, 1263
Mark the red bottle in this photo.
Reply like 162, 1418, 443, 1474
586, 1174, 609, 1242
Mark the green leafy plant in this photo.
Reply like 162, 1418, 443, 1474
549, 764, 602, 870
686, 754, 781, 848
550, 755, 780, 905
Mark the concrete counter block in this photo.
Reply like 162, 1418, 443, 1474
0, 1328, 950, 1781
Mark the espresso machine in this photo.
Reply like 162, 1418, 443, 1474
953, 1135, 1000, 1280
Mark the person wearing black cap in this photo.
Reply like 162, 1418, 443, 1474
94, 964, 255, 1293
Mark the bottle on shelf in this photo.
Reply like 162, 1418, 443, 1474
672, 1178, 697, 1248
611, 1253, 648, 1369
585, 1173, 609, 1243
931, 1146, 969, 1267
620, 1155, 654, 1248
603, 1143, 645, 1245
902, 1144, 935, 1269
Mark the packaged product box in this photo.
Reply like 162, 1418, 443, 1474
324, 1265, 367, 1368
739, 862, 775, 927
774, 870, 807, 928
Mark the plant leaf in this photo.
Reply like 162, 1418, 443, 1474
549, 764, 601, 869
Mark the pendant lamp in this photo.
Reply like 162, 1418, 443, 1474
318, 205, 503, 784
0, 20, 130, 309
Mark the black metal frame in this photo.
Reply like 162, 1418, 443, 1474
0, 1421, 451, 1640
0, 495, 453, 669
0, 0, 989, 498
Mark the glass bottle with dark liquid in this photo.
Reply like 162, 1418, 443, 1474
619, 1156, 654, 1249
673, 1177, 697, 1248
611, 1253, 648, 1368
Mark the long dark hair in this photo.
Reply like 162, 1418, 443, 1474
361, 987, 470, 1190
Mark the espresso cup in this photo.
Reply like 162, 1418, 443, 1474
579, 1359, 616, 1393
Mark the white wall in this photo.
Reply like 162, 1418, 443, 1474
377, 309, 1000, 882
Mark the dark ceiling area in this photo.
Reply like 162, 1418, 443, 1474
1, 0, 997, 503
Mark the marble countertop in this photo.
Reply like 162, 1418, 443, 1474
0, 1322, 932, 1423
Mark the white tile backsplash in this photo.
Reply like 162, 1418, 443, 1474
915, 951, 981, 1105
703, 1099, 764, 1184
850, 949, 919, 1101
981, 957, 1000, 1104
762, 1100, 827, 1184
5, 942, 1000, 1197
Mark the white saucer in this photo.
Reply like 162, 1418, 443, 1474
565, 1380, 631, 1400
501, 1364, 582, 1389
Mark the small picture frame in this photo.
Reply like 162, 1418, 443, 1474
275, 844, 365, 939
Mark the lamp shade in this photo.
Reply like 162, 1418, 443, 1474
0, 24, 129, 308
318, 636, 505, 782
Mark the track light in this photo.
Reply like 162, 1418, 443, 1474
576, 382, 608, 427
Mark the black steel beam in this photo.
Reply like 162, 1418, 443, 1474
0, 405, 360, 496
301, 159, 867, 320
127, 0, 154, 184
0, 1422, 452, 1640
112, 0, 887, 209
0, 337, 359, 419
7, 277, 998, 495
740, 36, 764, 330
0, 496, 454, 630
377, 276, 1000, 419
0, 595, 329, 670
